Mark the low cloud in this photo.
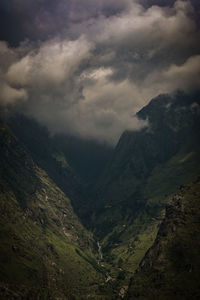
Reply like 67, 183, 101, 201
0, 1, 200, 144
0, 82, 27, 106
163, 55, 200, 91
7, 37, 93, 87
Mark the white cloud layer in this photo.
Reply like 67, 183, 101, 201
0, 1, 200, 144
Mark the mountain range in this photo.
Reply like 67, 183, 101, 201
0, 90, 200, 299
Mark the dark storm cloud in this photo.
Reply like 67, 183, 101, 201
0, 1, 200, 144
3, 0, 199, 45
0, 0, 131, 45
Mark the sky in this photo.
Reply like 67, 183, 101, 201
0, 0, 200, 145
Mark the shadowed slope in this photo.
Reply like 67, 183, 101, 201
0, 122, 108, 299
127, 178, 200, 299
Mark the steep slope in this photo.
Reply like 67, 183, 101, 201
8, 115, 86, 216
90, 91, 200, 286
127, 178, 200, 299
96, 91, 200, 218
0, 122, 109, 299
2, 91, 200, 298
8, 115, 113, 221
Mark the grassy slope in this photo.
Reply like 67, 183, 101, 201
127, 178, 200, 300
90, 92, 200, 291
105, 146, 200, 277
0, 122, 110, 299
95, 146, 200, 290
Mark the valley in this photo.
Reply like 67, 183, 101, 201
0, 91, 200, 299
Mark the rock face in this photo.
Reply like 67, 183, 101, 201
127, 178, 200, 300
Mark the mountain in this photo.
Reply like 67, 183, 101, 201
1, 90, 200, 299
126, 178, 200, 299
7, 115, 86, 215
8, 115, 113, 221
95, 91, 200, 221
88, 91, 200, 286
0, 121, 110, 299
8, 115, 113, 185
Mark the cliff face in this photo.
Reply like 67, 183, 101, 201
127, 178, 200, 300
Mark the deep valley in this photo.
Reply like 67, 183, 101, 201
1, 91, 200, 299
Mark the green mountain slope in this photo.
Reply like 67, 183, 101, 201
127, 178, 200, 299
8, 115, 113, 222
0, 122, 108, 299
8, 115, 86, 217
89, 91, 200, 286
96, 91, 200, 218
1, 90, 200, 298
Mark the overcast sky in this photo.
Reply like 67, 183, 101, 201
0, 0, 200, 144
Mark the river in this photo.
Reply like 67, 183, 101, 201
97, 241, 103, 260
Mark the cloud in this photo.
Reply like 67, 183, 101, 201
0, 81, 27, 106
0, 41, 27, 106
0, 1, 200, 144
163, 55, 200, 90
7, 37, 93, 87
